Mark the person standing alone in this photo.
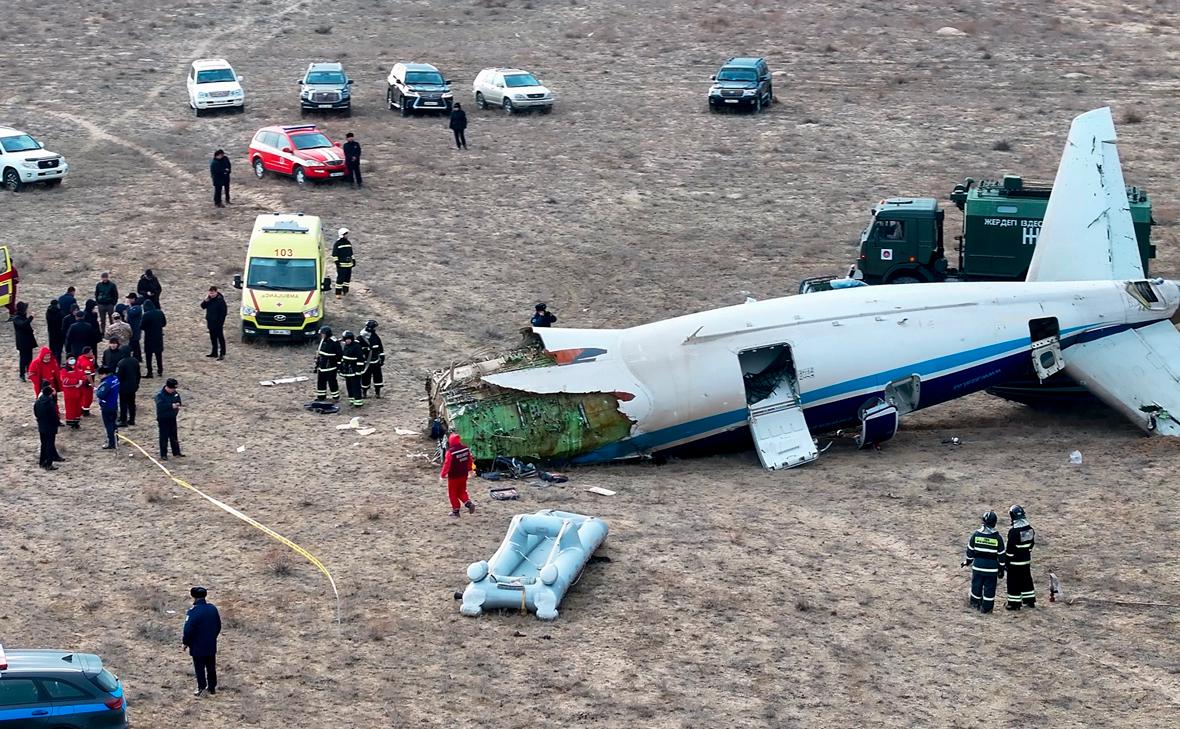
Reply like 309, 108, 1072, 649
182, 586, 221, 697
94, 272, 119, 335
331, 229, 355, 297
210, 149, 232, 207
12, 301, 36, 381
342, 132, 362, 188
439, 432, 476, 517
449, 103, 468, 149
200, 286, 227, 360
155, 377, 183, 459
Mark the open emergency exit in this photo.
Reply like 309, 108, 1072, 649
739, 344, 817, 470
1029, 317, 1065, 381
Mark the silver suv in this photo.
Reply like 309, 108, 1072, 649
386, 62, 453, 116
298, 62, 353, 116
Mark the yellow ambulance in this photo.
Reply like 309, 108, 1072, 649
233, 213, 330, 342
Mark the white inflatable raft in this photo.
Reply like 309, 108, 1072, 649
461, 509, 608, 620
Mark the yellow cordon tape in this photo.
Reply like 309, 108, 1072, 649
117, 432, 341, 623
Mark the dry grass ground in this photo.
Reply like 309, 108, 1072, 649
1, 0, 1179, 726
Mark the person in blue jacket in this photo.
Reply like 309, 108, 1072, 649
94, 366, 120, 450
182, 586, 222, 697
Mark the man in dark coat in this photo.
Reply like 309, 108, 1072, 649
210, 149, 232, 207
65, 310, 98, 359
342, 132, 362, 188
34, 384, 62, 470
137, 269, 162, 308
117, 293, 143, 361
57, 286, 77, 315
116, 348, 141, 427
530, 302, 557, 328
45, 299, 65, 363
82, 300, 102, 353
12, 301, 36, 381
182, 586, 222, 697
200, 286, 227, 360
449, 103, 468, 149
331, 229, 355, 297
155, 377, 183, 459
94, 272, 119, 335
141, 299, 167, 377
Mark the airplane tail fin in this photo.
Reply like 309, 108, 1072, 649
1025, 107, 1143, 282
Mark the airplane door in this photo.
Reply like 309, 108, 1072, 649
0, 246, 15, 315
1029, 317, 1065, 381
739, 345, 818, 470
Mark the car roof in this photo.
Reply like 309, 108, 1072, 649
482, 67, 532, 75
0, 649, 100, 675
723, 57, 765, 67
399, 62, 440, 72
306, 62, 344, 72
192, 58, 233, 69
0, 126, 27, 136
258, 124, 324, 135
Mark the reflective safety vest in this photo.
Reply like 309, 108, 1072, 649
966, 527, 1006, 573
1005, 521, 1035, 566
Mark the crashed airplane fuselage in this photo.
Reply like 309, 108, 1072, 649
429, 107, 1180, 469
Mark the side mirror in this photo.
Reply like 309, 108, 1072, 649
233, 274, 243, 290
282, 147, 293, 154
321, 276, 331, 292
236, 75, 244, 82
296, 79, 303, 84
709, 75, 716, 81
445, 79, 453, 85
347, 79, 355, 85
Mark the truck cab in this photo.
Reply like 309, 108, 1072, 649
233, 214, 330, 342
853, 175, 1155, 284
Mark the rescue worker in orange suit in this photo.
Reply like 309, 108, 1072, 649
313, 326, 341, 401
27, 346, 61, 397
439, 432, 476, 518
76, 347, 96, 417
60, 356, 87, 429
1004, 504, 1036, 609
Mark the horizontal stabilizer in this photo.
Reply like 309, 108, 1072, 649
1026, 107, 1143, 282
1065, 321, 1180, 435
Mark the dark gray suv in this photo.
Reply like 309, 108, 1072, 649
708, 57, 773, 112
0, 645, 128, 728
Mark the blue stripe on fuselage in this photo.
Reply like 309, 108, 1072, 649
572, 321, 1133, 463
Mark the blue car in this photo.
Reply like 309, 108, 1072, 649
0, 645, 128, 728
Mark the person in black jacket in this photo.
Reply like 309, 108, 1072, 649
116, 349, 141, 427
140, 299, 166, 377
34, 384, 62, 470
65, 310, 97, 359
339, 330, 367, 407
57, 286, 77, 315
449, 103, 468, 149
182, 586, 222, 697
94, 272, 119, 335
12, 302, 36, 381
331, 229, 355, 297
962, 510, 1006, 614
200, 286, 227, 360
210, 149, 231, 207
45, 299, 64, 363
117, 293, 143, 361
82, 299, 102, 352
155, 377, 183, 459
342, 132, 362, 188
137, 269, 162, 308
359, 319, 384, 398
530, 302, 557, 328
314, 326, 342, 401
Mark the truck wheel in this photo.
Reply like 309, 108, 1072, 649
253, 158, 266, 179
475, 92, 487, 109
890, 275, 921, 284
2, 168, 22, 192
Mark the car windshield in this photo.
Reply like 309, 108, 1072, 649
0, 134, 42, 153
717, 68, 757, 82
248, 257, 318, 291
290, 133, 332, 150
306, 71, 346, 85
504, 73, 540, 88
405, 71, 445, 85
196, 68, 237, 83
90, 669, 119, 694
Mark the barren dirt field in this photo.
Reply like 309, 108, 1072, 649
2, 0, 1179, 726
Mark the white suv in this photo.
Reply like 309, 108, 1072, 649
472, 68, 553, 114
0, 126, 69, 191
187, 58, 245, 116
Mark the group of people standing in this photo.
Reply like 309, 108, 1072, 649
962, 505, 1037, 614
313, 319, 384, 407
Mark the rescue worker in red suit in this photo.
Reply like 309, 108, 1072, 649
27, 347, 61, 397
60, 356, 87, 429
76, 347, 96, 417
439, 433, 476, 518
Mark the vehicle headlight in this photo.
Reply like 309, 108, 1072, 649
709, 86, 722, 95
241, 305, 257, 316
442, 91, 453, 98
341, 87, 350, 96
513, 94, 525, 100
198, 91, 209, 99
20, 160, 38, 169
233, 89, 243, 96
403, 90, 419, 97
303, 307, 320, 318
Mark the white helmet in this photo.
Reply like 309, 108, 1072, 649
338, 227, 349, 237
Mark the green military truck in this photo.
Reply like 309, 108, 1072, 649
852, 175, 1156, 284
